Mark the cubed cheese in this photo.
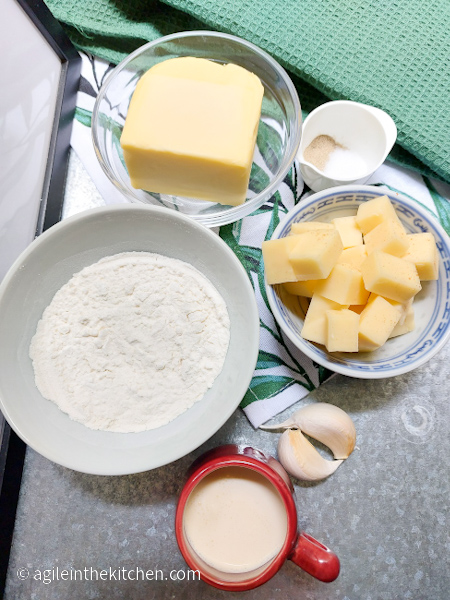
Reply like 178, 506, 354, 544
288, 230, 343, 281
358, 295, 402, 351
290, 221, 335, 234
326, 309, 360, 352
388, 305, 415, 338
366, 293, 407, 322
332, 216, 363, 249
283, 280, 318, 297
301, 295, 349, 345
337, 245, 368, 270
349, 304, 366, 314
356, 195, 401, 234
396, 298, 413, 326
315, 263, 370, 305
361, 250, 421, 303
120, 57, 264, 206
297, 295, 311, 318
402, 233, 439, 280
363, 218, 409, 257
262, 236, 302, 284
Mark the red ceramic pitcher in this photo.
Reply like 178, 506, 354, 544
175, 444, 340, 591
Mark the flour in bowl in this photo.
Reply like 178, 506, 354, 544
29, 252, 230, 432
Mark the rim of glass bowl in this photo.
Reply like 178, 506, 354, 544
91, 30, 302, 228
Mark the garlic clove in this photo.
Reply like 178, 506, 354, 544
293, 403, 356, 460
278, 429, 343, 482
261, 402, 356, 460
259, 415, 298, 431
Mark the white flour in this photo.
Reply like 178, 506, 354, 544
29, 252, 230, 432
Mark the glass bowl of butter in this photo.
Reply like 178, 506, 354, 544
92, 31, 302, 227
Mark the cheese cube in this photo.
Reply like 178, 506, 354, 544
356, 195, 400, 234
361, 250, 421, 303
363, 218, 409, 257
297, 295, 311, 318
366, 293, 407, 322
402, 233, 439, 280
358, 295, 402, 351
349, 304, 366, 315
337, 245, 368, 270
396, 298, 413, 326
120, 57, 264, 206
326, 309, 360, 352
290, 222, 335, 234
388, 305, 415, 338
301, 295, 349, 345
332, 216, 363, 248
288, 230, 343, 281
315, 263, 370, 305
283, 280, 318, 297
262, 236, 301, 284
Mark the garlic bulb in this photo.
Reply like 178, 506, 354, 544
261, 402, 356, 460
278, 429, 343, 481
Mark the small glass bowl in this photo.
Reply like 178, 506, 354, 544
92, 31, 302, 227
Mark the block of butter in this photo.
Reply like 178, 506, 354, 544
120, 57, 264, 206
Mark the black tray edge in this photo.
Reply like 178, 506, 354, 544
0, 1, 81, 596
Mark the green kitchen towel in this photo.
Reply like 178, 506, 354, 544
45, 0, 450, 184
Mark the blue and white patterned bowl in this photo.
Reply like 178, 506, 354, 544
266, 185, 450, 379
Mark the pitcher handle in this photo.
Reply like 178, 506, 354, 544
289, 531, 340, 583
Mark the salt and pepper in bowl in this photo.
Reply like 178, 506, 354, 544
298, 100, 397, 192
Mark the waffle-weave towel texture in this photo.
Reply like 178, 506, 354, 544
46, 0, 450, 183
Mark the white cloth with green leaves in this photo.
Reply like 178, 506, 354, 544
71, 52, 450, 428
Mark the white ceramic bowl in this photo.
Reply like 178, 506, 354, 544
0, 205, 259, 475
298, 101, 397, 192
92, 31, 302, 227
265, 185, 450, 378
